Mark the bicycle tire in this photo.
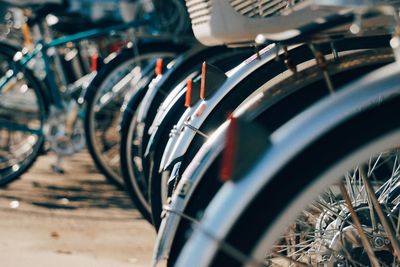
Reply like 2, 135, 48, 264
147, 48, 254, 230
121, 45, 236, 225
119, 62, 165, 223
134, 46, 232, 189
176, 62, 400, 267
84, 40, 188, 187
159, 48, 394, 267
0, 42, 48, 186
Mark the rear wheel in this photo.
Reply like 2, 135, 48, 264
149, 49, 253, 229
0, 47, 47, 186
120, 109, 153, 223
190, 64, 400, 267
167, 48, 394, 266
84, 44, 184, 187
218, 99, 400, 267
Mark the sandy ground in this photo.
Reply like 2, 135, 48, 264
0, 152, 155, 267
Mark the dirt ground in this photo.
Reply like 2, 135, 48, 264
0, 152, 155, 267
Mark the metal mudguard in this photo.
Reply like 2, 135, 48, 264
152, 122, 229, 267
176, 62, 400, 267
162, 43, 279, 171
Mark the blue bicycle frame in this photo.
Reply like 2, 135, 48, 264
0, 18, 151, 134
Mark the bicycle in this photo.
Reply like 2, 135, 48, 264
82, 0, 192, 186
0, 0, 190, 186
119, 44, 247, 223
174, 1, 400, 266
153, 38, 395, 267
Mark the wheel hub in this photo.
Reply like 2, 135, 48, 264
320, 206, 397, 266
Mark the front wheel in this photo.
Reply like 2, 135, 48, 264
176, 63, 400, 267
120, 105, 153, 223
0, 56, 47, 186
84, 42, 186, 187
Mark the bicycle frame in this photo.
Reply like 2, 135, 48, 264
0, 18, 151, 108
0, 18, 150, 133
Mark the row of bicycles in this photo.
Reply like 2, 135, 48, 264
1, 0, 400, 266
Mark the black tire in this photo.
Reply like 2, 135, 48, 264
204, 64, 400, 266
147, 48, 254, 230
165, 48, 394, 266
84, 41, 188, 187
122, 45, 235, 226
135, 46, 233, 188
120, 91, 154, 223
0, 42, 48, 186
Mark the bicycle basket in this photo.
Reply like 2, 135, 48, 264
185, 0, 399, 46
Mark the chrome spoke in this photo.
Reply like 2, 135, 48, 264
368, 152, 384, 176
358, 166, 380, 233
339, 182, 381, 267
267, 148, 400, 267
359, 167, 400, 262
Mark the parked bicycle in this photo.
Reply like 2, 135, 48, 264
0, 0, 191, 186
171, 1, 400, 267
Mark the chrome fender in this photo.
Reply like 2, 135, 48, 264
176, 62, 400, 267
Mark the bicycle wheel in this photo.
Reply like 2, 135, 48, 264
134, 45, 232, 189
119, 72, 159, 223
176, 62, 400, 267
147, 49, 253, 229
121, 71, 201, 225
120, 45, 236, 225
154, 47, 394, 267
84, 41, 187, 187
0, 43, 48, 186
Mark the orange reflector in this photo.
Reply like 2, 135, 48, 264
200, 62, 206, 100
91, 53, 98, 72
185, 79, 193, 108
156, 58, 163, 75
220, 116, 237, 182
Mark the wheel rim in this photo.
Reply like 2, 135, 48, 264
264, 150, 400, 266
243, 127, 400, 267
0, 66, 44, 181
88, 52, 175, 185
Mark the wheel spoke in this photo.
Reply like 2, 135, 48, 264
358, 166, 380, 233
359, 167, 400, 262
339, 182, 381, 267
264, 145, 400, 267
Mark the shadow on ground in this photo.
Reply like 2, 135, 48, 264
0, 152, 141, 220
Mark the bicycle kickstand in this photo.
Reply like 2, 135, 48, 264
51, 156, 65, 174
